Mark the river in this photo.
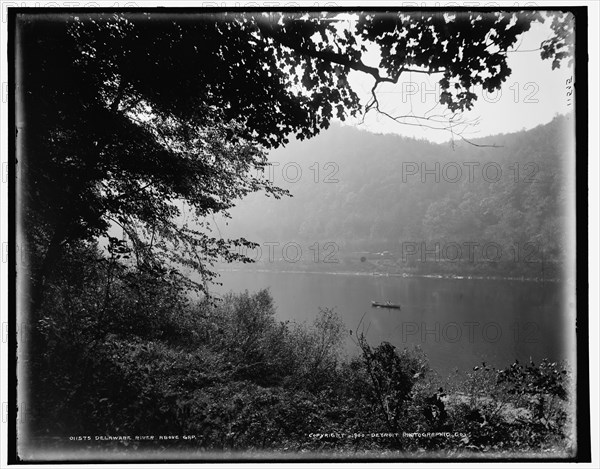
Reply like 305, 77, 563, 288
212, 270, 575, 377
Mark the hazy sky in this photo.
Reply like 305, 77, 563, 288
340, 18, 574, 143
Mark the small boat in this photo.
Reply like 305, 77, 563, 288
371, 301, 401, 310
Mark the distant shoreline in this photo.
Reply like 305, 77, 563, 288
215, 266, 562, 283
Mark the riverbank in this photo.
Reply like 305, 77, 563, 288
31, 287, 574, 457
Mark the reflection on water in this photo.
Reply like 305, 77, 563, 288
212, 270, 573, 376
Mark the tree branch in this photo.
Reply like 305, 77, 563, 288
110, 76, 127, 113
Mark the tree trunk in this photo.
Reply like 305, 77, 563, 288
29, 221, 69, 320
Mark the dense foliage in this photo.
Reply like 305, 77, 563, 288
24, 243, 574, 458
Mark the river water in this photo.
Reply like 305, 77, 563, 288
212, 270, 575, 376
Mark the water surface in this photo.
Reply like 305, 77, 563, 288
212, 270, 573, 376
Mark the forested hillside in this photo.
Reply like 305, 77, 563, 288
220, 115, 574, 278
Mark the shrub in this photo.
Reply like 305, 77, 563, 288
356, 333, 430, 438
440, 359, 573, 454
